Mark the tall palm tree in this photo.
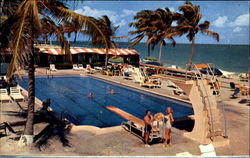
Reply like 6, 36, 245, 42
176, 2, 219, 67
88, 15, 126, 68
129, 10, 156, 57
146, 8, 177, 63
0, 0, 108, 144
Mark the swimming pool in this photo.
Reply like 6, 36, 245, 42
19, 76, 194, 127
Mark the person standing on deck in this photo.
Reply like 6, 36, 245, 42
144, 110, 153, 147
163, 107, 174, 146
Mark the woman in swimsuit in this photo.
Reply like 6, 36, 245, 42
164, 107, 174, 146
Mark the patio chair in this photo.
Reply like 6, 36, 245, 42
77, 64, 84, 71
10, 87, 25, 102
49, 64, 57, 71
0, 88, 12, 103
73, 64, 79, 71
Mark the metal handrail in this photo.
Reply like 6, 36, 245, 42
206, 64, 228, 138
192, 64, 215, 140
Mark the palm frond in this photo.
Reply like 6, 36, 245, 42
201, 29, 220, 41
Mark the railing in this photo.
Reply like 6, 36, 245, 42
205, 64, 228, 138
192, 64, 215, 140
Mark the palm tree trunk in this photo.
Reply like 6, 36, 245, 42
188, 38, 195, 66
147, 44, 150, 57
104, 48, 108, 69
158, 41, 163, 63
23, 9, 35, 145
23, 38, 35, 144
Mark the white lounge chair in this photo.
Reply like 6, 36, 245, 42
49, 64, 57, 71
73, 64, 79, 71
0, 89, 12, 103
10, 87, 24, 102
78, 64, 84, 71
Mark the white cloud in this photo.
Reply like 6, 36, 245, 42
121, 9, 136, 17
213, 16, 228, 27
229, 13, 249, 27
233, 27, 242, 32
169, 7, 175, 12
116, 19, 126, 27
74, 6, 126, 27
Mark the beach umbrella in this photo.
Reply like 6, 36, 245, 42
199, 68, 223, 76
144, 61, 162, 66
108, 56, 124, 64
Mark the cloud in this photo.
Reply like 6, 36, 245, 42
169, 7, 175, 12
213, 16, 228, 27
233, 27, 242, 32
229, 13, 249, 27
116, 19, 126, 27
74, 6, 126, 27
121, 9, 137, 17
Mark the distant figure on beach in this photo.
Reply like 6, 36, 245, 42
87, 93, 93, 98
144, 110, 153, 147
109, 89, 116, 95
163, 107, 174, 146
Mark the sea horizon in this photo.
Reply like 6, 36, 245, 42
49, 40, 249, 74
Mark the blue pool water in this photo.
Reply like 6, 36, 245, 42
19, 76, 193, 127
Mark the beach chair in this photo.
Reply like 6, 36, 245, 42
73, 64, 79, 71
231, 87, 240, 98
10, 87, 25, 102
123, 72, 132, 80
49, 64, 57, 71
78, 64, 84, 71
0, 88, 12, 103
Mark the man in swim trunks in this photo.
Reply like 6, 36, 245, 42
144, 110, 153, 147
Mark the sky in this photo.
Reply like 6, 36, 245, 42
66, 1, 250, 45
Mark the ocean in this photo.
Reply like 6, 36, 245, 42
53, 41, 249, 74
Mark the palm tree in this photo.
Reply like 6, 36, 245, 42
88, 15, 126, 68
176, 2, 219, 68
0, 0, 108, 145
146, 8, 177, 63
129, 9, 156, 57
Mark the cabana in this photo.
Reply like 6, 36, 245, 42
34, 45, 140, 67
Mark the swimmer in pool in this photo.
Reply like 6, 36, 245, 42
87, 93, 93, 98
108, 89, 116, 95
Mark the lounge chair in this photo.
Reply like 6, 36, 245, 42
0, 88, 12, 103
231, 87, 240, 98
77, 64, 84, 71
73, 64, 80, 71
123, 72, 132, 80
49, 64, 57, 71
10, 87, 25, 102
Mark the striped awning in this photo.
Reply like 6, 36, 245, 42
36, 48, 139, 56
0, 48, 12, 55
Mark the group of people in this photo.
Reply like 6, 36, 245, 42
108, 64, 127, 76
144, 107, 174, 147
86, 89, 116, 98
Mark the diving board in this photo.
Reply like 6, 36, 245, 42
106, 106, 144, 127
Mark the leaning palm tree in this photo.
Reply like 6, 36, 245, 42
146, 8, 177, 63
88, 15, 126, 68
0, 0, 107, 145
129, 9, 156, 57
176, 2, 219, 67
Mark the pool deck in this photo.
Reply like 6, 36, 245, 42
0, 68, 249, 156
